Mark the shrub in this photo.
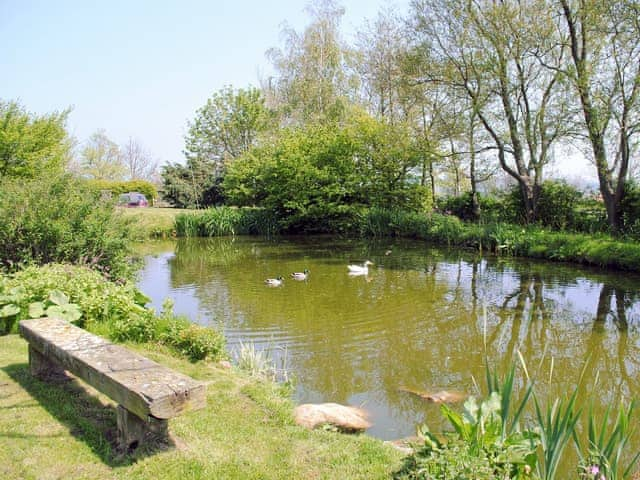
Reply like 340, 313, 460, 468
87, 179, 158, 203
0, 174, 134, 279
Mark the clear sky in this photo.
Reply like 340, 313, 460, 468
1, 0, 399, 166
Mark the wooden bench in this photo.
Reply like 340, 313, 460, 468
19, 317, 206, 451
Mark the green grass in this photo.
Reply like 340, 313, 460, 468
117, 207, 189, 240
0, 334, 402, 480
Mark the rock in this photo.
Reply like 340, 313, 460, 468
294, 403, 371, 432
384, 437, 418, 455
218, 360, 232, 369
399, 387, 467, 404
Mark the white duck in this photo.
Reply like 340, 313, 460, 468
264, 276, 284, 286
347, 260, 373, 275
290, 269, 309, 280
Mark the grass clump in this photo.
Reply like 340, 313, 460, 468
175, 206, 279, 237
0, 264, 225, 362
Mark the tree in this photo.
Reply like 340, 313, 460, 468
185, 86, 270, 176
78, 130, 126, 181
0, 100, 71, 178
121, 137, 157, 181
408, 0, 572, 223
353, 9, 409, 123
265, 0, 352, 123
558, 0, 640, 233
223, 111, 423, 231
160, 157, 220, 209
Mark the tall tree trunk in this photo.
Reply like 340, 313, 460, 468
469, 113, 480, 221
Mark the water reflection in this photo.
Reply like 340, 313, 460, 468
136, 237, 640, 442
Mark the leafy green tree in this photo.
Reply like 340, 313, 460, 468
169, 86, 270, 209
160, 157, 220, 209
408, 0, 572, 223
0, 100, 71, 178
185, 85, 270, 174
558, 0, 640, 233
265, 0, 353, 123
78, 129, 126, 181
223, 111, 423, 231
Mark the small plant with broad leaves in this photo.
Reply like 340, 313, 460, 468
27, 289, 82, 323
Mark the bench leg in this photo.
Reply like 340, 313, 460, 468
28, 345, 66, 379
116, 405, 169, 452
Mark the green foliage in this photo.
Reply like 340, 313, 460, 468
87, 178, 158, 202
174, 207, 279, 237
0, 174, 134, 279
78, 129, 126, 181
0, 265, 226, 362
164, 86, 271, 210
533, 389, 582, 480
161, 158, 222, 208
621, 182, 640, 239
0, 99, 71, 178
399, 389, 538, 479
185, 85, 271, 164
576, 400, 640, 480
455, 182, 609, 234
394, 436, 504, 480
223, 113, 423, 232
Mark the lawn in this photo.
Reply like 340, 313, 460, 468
0, 334, 402, 480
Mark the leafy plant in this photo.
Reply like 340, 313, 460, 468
533, 388, 582, 480
27, 289, 82, 323
576, 400, 640, 480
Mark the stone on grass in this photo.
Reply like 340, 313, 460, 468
294, 403, 371, 433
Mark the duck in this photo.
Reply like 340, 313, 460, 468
290, 269, 309, 280
264, 276, 284, 286
347, 260, 374, 275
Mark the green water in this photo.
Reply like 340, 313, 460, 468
137, 236, 640, 448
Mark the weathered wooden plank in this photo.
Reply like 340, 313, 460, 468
19, 318, 206, 420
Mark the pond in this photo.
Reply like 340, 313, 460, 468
137, 236, 640, 442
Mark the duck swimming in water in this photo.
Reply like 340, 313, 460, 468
290, 269, 309, 280
264, 276, 284, 286
347, 260, 373, 275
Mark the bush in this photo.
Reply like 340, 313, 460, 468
621, 182, 640, 239
0, 174, 134, 280
0, 264, 226, 361
87, 179, 158, 203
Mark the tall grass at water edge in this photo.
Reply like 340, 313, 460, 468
173, 206, 640, 271
395, 355, 640, 480
175, 207, 279, 237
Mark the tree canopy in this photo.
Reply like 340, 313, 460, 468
0, 100, 72, 179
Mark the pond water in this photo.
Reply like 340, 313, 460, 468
137, 236, 640, 443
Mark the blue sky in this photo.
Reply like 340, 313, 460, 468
1, 0, 398, 165
1, 0, 594, 181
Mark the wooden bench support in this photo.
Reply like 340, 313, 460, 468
28, 344, 65, 379
116, 406, 169, 451
20, 318, 206, 453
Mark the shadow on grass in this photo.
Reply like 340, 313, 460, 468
2, 362, 175, 467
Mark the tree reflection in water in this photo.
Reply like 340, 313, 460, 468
136, 237, 640, 443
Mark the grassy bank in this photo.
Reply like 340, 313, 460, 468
173, 206, 640, 272
0, 334, 402, 480
118, 207, 188, 240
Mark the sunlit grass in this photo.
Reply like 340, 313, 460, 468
0, 334, 402, 480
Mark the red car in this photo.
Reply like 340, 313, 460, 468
118, 192, 148, 207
